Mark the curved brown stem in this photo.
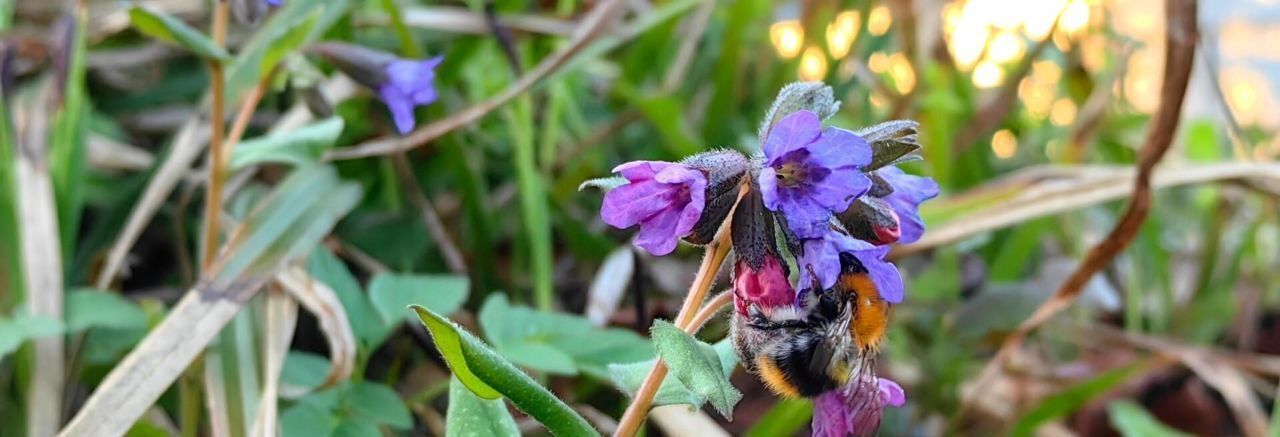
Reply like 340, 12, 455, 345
613, 184, 748, 437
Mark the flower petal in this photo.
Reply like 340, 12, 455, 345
762, 110, 822, 161
807, 127, 873, 170
811, 391, 852, 437
855, 247, 903, 304
878, 378, 906, 407
806, 165, 871, 214
379, 86, 417, 134
879, 166, 940, 244
613, 161, 672, 181
798, 236, 841, 291
634, 206, 683, 255
600, 180, 677, 229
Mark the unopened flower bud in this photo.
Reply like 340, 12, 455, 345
838, 196, 901, 246
310, 43, 442, 134
760, 82, 841, 139
857, 120, 921, 171
731, 252, 794, 316
680, 150, 750, 245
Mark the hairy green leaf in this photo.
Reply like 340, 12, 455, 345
64, 288, 147, 332
410, 305, 599, 436
649, 320, 742, 418
609, 337, 738, 412
231, 117, 344, 170
445, 376, 519, 437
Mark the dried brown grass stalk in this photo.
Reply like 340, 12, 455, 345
963, 0, 1199, 420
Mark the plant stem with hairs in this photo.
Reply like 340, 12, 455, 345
613, 184, 746, 437
201, 0, 230, 267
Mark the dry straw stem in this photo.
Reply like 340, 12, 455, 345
15, 78, 65, 437
201, 0, 231, 268
893, 162, 1280, 258
95, 75, 351, 290
325, 0, 627, 160
613, 183, 748, 437
249, 288, 298, 437
964, 0, 1199, 421
391, 152, 468, 274
1086, 325, 1271, 436
273, 266, 356, 389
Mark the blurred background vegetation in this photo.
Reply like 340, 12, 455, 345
1, 0, 1278, 435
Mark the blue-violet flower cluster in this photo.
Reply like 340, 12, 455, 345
589, 82, 938, 436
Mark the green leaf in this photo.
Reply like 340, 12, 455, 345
504, 96, 555, 311
331, 417, 380, 437
259, 11, 320, 79
609, 337, 739, 411
1108, 400, 1192, 437
281, 401, 336, 437
282, 351, 331, 393
345, 382, 412, 429
64, 288, 147, 332
1012, 363, 1145, 436
410, 305, 599, 436
0, 315, 64, 358
368, 272, 468, 328
745, 399, 813, 437
231, 117, 345, 170
445, 376, 519, 437
649, 320, 742, 418
307, 246, 382, 351
49, 10, 89, 267
128, 6, 230, 60
478, 294, 652, 377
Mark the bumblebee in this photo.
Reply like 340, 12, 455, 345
732, 253, 890, 399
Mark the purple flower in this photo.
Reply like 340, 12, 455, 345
812, 377, 906, 437
876, 166, 939, 244
600, 161, 707, 256
760, 110, 873, 239
379, 57, 443, 134
796, 229, 904, 303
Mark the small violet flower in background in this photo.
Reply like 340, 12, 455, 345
231, 0, 283, 27
796, 229, 904, 303
875, 166, 939, 244
760, 110, 872, 239
310, 43, 443, 135
600, 161, 707, 256
812, 378, 906, 437
379, 57, 444, 134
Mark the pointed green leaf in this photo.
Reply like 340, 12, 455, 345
1012, 363, 1145, 436
64, 288, 147, 332
0, 315, 64, 358
478, 294, 651, 377
128, 6, 230, 61
369, 272, 468, 328
345, 382, 411, 429
231, 117, 344, 170
609, 337, 738, 411
1108, 400, 1193, 437
259, 10, 320, 78
410, 305, 599, 436
445, 376, 519, 437
649, 320, 742, 418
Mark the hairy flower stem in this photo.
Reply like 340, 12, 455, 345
200, 1, 230, 268
614, 184, 747, 437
